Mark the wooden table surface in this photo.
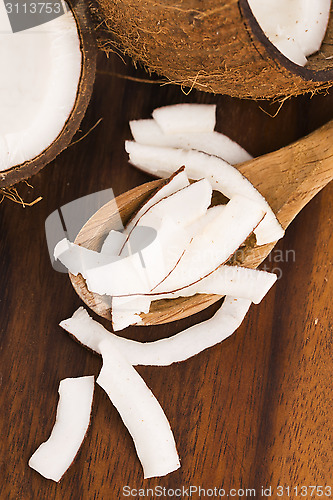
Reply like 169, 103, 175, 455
0, 52, 332, 500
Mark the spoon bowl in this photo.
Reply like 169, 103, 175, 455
70, 119, 333, 325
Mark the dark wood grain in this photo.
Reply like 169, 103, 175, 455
0, 51, 332, 500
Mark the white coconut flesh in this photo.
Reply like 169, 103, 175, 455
100, 194, 264, 330
144, 195, 266, 294
55, 189, 268, 330
125, 142, 285, 246
97, 339, 180, 478
124, 166, 189, 238
101, 167, 190, 258
134, 265, 277, 304
248, 0, 331, 66
0, 2, 81, 171
101, 230, 127, 255
28, 375, 94, 482
54, 179, 212, 296
130, 119, 252, 165
80, 194, 267, 330
61, 296, 251, 366
54, 237, 154, 295
122, 178, 213, 275
111, 179, 212, 330
111, 206, 227, 330
152, 103, 216, 134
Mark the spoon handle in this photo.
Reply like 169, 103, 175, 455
239, 119, 333, 229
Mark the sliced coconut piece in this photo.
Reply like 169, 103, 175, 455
101, 230, 127, 255
186, 205, 226, 237
111, 196, 266, 330
130, 119, 252, 164
54, 238, 151, 296
61, 296, 251, 366
125, 166, 189, 237
97, 339, 180, 478
123, 178, 212, 252
125, 142, 284, 245
127, 178, 212, 234
112, 264, 276, 331
138, 265, 277, 304
151, 195, 266, 294
111, 295, 150, 330
28, 376, 94, 482
0, 3, 82, 171
112, 179, 213, 330
152, 104, 216, 134
248, 0, 331, 65
112, 218, 188, 330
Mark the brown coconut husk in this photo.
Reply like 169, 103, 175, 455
93, 0, 333, 99
0, 0, 97, 189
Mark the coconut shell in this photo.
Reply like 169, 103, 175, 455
94, 0, 333, 99
0, 0, 97, 189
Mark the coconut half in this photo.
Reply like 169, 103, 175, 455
248, 0, 331, 66
95, 0, 333, 99
0, 0, 96, 187
28, 375, 94, 482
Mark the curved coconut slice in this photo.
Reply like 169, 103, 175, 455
100, 167, 189, 257
0, 0, 96, 187
28, 375, 94, 482
126, 178, 212, 238
124, 166, 189, 237
125, 142, 284, 245
130, 119, 252, 165
97, 339, 180, 478
111, 264, 276, 331
151, 195, 265, 294
152, 104, 216, 134
248, 0, 331, 65
61, 296, 251, 366
134, 266, 277, 304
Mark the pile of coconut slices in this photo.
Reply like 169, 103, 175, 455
29, 104, 286, 481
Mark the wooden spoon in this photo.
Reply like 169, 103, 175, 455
70, 120, 333, 325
